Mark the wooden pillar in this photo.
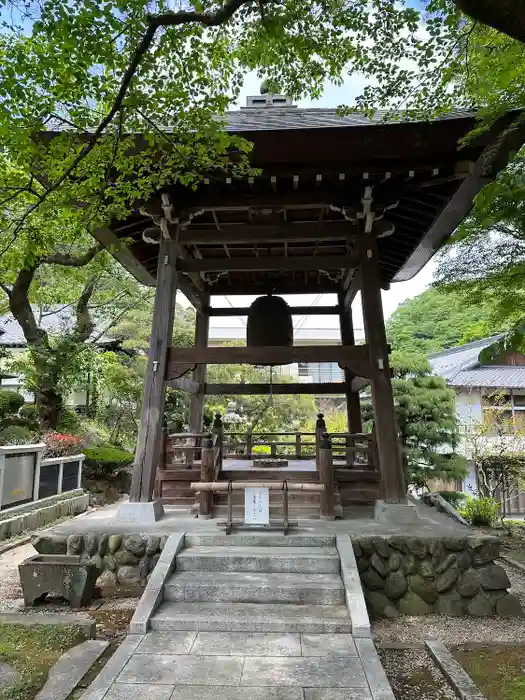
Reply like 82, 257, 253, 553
338, 291, 363, 434
318, 433, 335, 520
315, 412, 327, 466
189, 293, 210, 435
130, 238, 179, 503
358, 231, 406, 504
199, 434, 214, 518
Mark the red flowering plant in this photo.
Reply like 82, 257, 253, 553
43, 431, 82, 458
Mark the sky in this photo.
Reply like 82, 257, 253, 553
192, 71, 438, 340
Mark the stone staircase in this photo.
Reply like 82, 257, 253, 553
149, 533, 352, 633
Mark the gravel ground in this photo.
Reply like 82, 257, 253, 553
379, 648, 456, 700
0, 542, 34, 609
375, 562, 525, 645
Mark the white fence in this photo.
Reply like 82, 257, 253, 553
0, 444, 84, 510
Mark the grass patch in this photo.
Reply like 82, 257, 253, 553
453, 645, 525, 700
0, 622, 86, 700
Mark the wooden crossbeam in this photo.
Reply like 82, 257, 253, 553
178, 222, 358, 244
167, 344, 371, 379
208, 305, 340, 317
205, 383, 347, 395
167, 377, 201, 393
178, 253, 358, 273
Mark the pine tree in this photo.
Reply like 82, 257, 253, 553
363, 352, 467, 491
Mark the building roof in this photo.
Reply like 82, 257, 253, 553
42, 105, 525, 307
428, 334, 525, 390
221, 107, 476, 133
0, 308, 113, 347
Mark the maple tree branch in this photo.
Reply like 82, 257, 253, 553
40, 243, 103, 266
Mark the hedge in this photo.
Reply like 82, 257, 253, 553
83, 445, 134, 480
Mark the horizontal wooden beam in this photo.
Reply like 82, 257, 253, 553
178, 221, 357, 244
167, 344, 371, 379
205, 383, 347, 395
209, 305, 340, 317
166, 377, 201, 393
178, 254, 358, 273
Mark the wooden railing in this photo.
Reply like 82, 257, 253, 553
328, 432, 378, 470
223, 430, 317, 460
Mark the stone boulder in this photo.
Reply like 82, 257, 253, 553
384, 571, 408, 599
398, 590, 434, 615
32, 535, 67, 555
477, 564, 510, 591
409, 575, 438, 604
496, 593, 525, 618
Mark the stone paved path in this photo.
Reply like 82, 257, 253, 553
83, 631, 393, 700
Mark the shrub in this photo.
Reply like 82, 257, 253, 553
43, 431, 83, 458
0, 425, 35, 445
0, 389, 24, 420
461, 497, 500, 527
83, 446, 134, 480
438, 491, 467, 509
252, 445, 271, 455
56, 407, 81, 434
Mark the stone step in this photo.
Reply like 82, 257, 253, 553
164, 571, 345, 605
175, 546, 341, 574
150, 601, 351, 633
208, 504, 343, 519
184, 533, 336, 548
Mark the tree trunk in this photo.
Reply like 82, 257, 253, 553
35, 386, 63, 429
454, 0, 525, 44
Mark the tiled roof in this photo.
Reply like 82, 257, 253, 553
428, 335, 505, 381
428, 334, 525, 389
448, 367, 525, 390
46, 107, 476, 135
220, 107, 476, 133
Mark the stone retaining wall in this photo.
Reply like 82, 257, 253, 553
0, 491, 89, 542
353, 535, 524, 618
32, 532, 167, 588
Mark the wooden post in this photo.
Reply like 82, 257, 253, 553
315, 412, 327, 467
189, 293, 210, 437
130, 238, 179, 503
212, 413, 223, 464
295, 432, 301, 459
338, 291, 363, 434
246, 426, 253, 459
358, 229, 406, 504
199, 434, 214, 518
318, 433, 335, 520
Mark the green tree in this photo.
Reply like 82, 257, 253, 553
435, 152, 525, 354
386, 287, 504, 355
0, 226, 151, 427
363, 351, 467, 490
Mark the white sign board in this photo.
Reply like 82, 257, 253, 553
245, 487, 270, 525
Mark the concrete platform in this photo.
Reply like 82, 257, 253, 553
81, 631, 394, 700
50, 496, 468, 539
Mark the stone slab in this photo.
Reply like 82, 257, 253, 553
192, 631, 301, 656
304, 691, 373, 700
176, 546, 340, 574
128, 532, 185, 634
165, 571, 344, 605
336, 535, 371, 638
117, 654, 244, 685
35, 640, 108, 700
115, 501, 165, 523
136, 631, 196, 655
301, 634, 358, 657
355, 638, 396, 700
0, 661, 21, 690
79, 635, 144, 700
425, 640, 486, 700
240, 656, 368, 687
374, 501, 420, 526
170, 688, 304, 700
0, 612, 95, 638
185, 533, 336, 548
150, 601, 351, 634
103, 684, 174, 700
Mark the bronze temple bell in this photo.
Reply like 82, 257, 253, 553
246, 294, 293, 359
